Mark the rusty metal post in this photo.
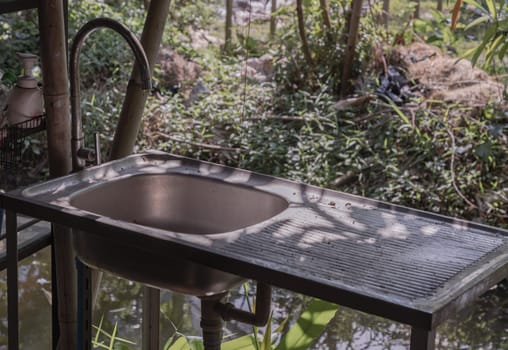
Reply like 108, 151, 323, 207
110, 0, 170, 159
38, 2, 75, 350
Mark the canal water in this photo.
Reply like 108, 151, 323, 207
0, 220, 507, 349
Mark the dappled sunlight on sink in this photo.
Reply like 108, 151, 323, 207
70, 173, 288, 234
63, 167, 290, 296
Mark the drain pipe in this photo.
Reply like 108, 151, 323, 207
200, 283, 272, 350
217, 282, 272, 326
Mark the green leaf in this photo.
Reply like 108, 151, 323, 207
497, 40, 508, 59
463, 0, 485, 13
475, 142, 493, 161
261, 313, 273, 350
273, 317, 289, 335
464, 15, 489, 31
388, 103, 421, 137
108, 323, 118, 350
222, 335, 259, 350
94, 315, 105, 345
485, 33, 505, 65
471, 24, 497, 66
275, 299, 338, 350
188, 338, 205, 350
460, 46, 480, 60
167, 336, 191, 350
485, 0, 496, 18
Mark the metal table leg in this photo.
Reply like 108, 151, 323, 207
142, 286, 160, 350
7, 211, 18, 350
77, 260, 92, 350
51, 240, 60, 350
410, 327, 436, 350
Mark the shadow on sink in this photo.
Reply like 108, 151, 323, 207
70, 173, 288, 234
70, 173, 289, 295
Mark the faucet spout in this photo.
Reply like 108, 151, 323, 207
70, 17, 152, 172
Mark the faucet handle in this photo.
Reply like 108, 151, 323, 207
76, 132, 101, 167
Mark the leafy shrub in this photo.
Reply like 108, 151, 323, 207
272, 0, 383, 96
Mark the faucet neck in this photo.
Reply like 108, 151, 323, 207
70, 17, 152, 172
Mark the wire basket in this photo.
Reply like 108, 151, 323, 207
0, 115, 46, 168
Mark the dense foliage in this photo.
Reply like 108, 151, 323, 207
1, 0, 507, 348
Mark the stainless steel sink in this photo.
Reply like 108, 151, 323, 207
70, 173, 288, 234
67, 165, 289, 296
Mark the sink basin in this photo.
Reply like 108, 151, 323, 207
70, 173, 288, 234
69, 170, 288, 296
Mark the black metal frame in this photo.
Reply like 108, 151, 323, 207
0, 0, 37, 14
3, 213, 52, 350
0, 116, 46, 168
1, 2, 68, 348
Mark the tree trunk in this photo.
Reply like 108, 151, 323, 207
437, 0, 443, 12
340, 0, 363, 97
225, 0, 233, 51
319, 0, 332, 31
382, 0, 389, 26
270, 0, 277, 39
110, 0, 171, 159
296, 0, 313, 66
412, 0, 420, 18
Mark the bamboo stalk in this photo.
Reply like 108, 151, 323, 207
110, 0, 171, 159
38, 2, 76, 350
39, 0, 71, 177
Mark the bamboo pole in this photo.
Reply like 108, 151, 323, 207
39, 1, 71, 177
110, 0, 170, 159
38, 1, 75, 350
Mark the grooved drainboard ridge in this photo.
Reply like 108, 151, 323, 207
227, 207, 505, 302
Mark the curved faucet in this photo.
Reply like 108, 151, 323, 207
70, 17, 152, 172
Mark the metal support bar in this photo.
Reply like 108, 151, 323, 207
52, 239, 60, 350
7, 211, 18, 350
0, 0, 38, 14
410, 327, 436, 350
0, 218, 41, 240
0, 230, 52, 271
142, 286, 160, 350
77, 260, 92, 350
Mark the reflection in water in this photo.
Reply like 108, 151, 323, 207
0, 251, 506, 349
0, 248, 52, 350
